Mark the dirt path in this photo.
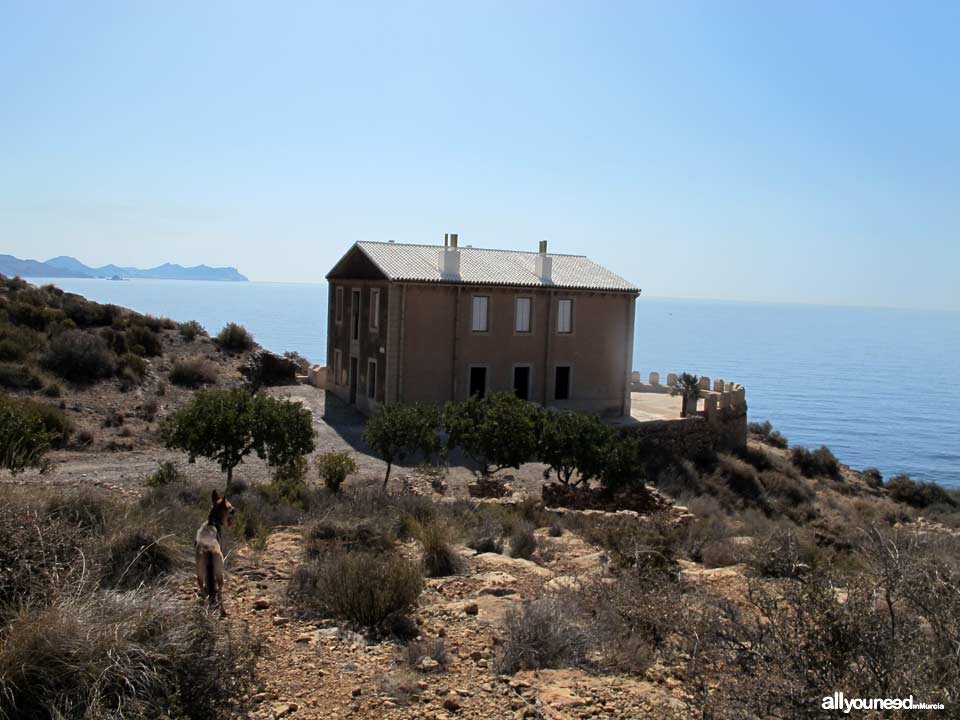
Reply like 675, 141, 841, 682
198, 527, 687, 720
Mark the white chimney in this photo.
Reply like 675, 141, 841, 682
535, 240, 552, 283
439, 232, 460, 278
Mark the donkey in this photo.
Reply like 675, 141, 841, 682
195, 489, 235, 613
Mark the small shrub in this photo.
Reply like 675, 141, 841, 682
747, 420, 788, 448
467, 534, 504, 554
0, 590, 257, 720
287, 549, 423, 627
169, 356, 218, 388
12, 396, 73, 448
42, 329, 117, 382
45, 490, 116, 534
304, 519, 395, 558
142, 396, 160, 421
147, 460, 181, 487
283, 350, 310, 372
496, 595, 590, 674
0, 362, 43, 390
316, 451, 358, 493
127, 323, 163, 357
216, 322, 255, 352
509, 522, 537, 559
862, 467, 884, 488
41, 380, 62, 397
548, 521, 564, 537
404, 638, 450, 671
73, 428, 95, 449
886, 474, 957, 509
790, 444, 841, 479
118, 352, 148, 380
179, 320, 206, 341
99, 528, 180, 589
416, 518, 463, 577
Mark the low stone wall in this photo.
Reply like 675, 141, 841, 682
620, 416, 720, 456
305, 365, 326, 388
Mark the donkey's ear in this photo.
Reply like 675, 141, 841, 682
211, 489, 220, 503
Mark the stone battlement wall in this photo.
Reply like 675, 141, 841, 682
630, 370, 748, 450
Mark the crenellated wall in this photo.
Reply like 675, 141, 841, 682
629, 370, 748, 450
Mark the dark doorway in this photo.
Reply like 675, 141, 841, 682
349, 357, 358, 404
513, 366, 530, 400
554, 365, 571, 400
469, 366, 487, 398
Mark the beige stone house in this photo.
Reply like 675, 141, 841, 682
325, 235, 639, 416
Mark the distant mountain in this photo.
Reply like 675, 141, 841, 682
0, 255, 248, 282
0, 254, 90, 278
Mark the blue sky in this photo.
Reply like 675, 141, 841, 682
1, 1, 958, 308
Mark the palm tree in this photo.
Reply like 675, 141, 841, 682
670, 372, 700, 417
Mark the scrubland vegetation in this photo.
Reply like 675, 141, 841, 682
2, 276, 959, 717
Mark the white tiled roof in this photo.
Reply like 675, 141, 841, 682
353, 242, 638, 292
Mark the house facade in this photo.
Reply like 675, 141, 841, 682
325, 236, 639, 417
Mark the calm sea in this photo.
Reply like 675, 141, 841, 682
34, 278, 960, 487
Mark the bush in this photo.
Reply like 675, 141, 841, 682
179, 320, 206, 341
0, 393, 58, 475
415, 518, 463, 577
316, 452, 358, 493
41, 380, 62, 397
14, 397, 73, 448
496, 595, 590, 674
118, 352, 148, 380
147, 460, 181, 487
790, 444, 841, 479
42, 329, 117, 382
405, 638, 449, 671
0, 362, 43, 390
747, 420, 788, 449
288, 549, 423, 627
304, 518, 396, 558
216, 322, 255, 352
886, 474, 957, 509
169, 356, 218, 388
861, 467, 884, 488
283, 350, 311, 372
0, 590, 257, 720
99, 528, 180, 589
509, 522, 537, 559
127, 323, 163, 357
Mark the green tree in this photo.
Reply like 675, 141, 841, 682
316, 452, 358, 493
538, 410, 610, 485
161, 388, 259, 488
445, 392, 540, 476
254, 394, 316, 476
599, 434, 644, 493
162, 389, 316, 489
670, 372, 701, 417
362, 403, 441, 488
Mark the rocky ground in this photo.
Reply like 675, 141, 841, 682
192, 525, 693, 720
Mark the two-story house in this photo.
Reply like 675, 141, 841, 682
325, 235, 639, 417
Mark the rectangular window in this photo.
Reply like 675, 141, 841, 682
555, 365, 571, 400
557, 299, 573, 334
369, 289, 380, 330
335, 287, 344, 323
513, 365, 531, 400
367, 359, 377, 399
334, 349, 342, 386
471, 295, 489, 332
514, 297, 531, 333
351, 290, 361, 340
469, 366, 487, 398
